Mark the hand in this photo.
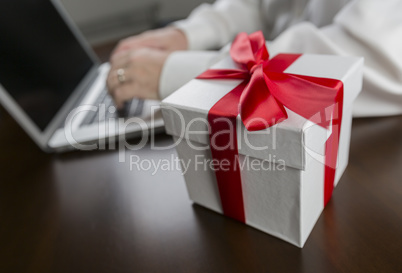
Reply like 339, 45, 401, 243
107, 48, 169, 108
110, 27, 188, 62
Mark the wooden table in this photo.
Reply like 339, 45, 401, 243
0, 44, 401, 273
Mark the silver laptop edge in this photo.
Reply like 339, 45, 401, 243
0, 0, 164, 152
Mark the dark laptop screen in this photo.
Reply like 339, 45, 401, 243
0, 0, 95, 131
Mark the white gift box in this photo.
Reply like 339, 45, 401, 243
161, 54, 363, 247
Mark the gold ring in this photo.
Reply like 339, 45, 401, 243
117, 68, 126, 84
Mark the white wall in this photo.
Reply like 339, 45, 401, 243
59, 0, 213, 45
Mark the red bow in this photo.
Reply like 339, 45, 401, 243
197, 31, 344, 222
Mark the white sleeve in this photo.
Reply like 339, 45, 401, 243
173, 0, 262, 50
267, 0, 402, 117
158, 51, 221, 99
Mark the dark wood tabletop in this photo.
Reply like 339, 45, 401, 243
0, 43, 401, 273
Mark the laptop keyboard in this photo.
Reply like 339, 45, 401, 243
80, 88, 144, 127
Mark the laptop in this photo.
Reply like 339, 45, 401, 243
0, 0, 164, 152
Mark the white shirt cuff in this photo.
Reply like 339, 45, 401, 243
173, 19, 221, 51
159, 51, 220, 100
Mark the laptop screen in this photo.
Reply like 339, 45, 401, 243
0, 0, 95, 131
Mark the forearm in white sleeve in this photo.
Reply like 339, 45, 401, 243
267, 0, 402, 117
174, 0, 262, 50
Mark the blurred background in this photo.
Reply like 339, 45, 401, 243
60, 0, 213, 46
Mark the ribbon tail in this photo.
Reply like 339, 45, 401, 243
208, 81, 248, 222
265, 71, 344, 206
324, 89, 343, 206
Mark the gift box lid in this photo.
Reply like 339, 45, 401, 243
161, 54, 363, 170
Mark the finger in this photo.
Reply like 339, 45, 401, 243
109, 48, 149, 87
107, 67, 134, 97
111, 36, 140, 57
106, 68, 121, 95
112, 82, 140, 109
109, 51, 130, 72
110, 49, 131, 65
108, 62, 132, 98
111, 47, 152, 70
111, 34, 157, 61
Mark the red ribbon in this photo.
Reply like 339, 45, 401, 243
196, 31, 344, 223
